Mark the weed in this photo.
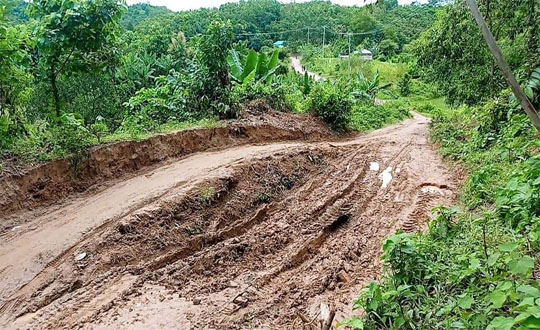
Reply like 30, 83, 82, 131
200, 187, 217, 205
254, 190, 272, 205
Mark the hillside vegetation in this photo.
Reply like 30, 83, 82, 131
0, 0, 440, 168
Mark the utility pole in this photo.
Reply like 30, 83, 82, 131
322, 26, 326, 49
348, 33, 352, 79
465, 0, 540, 133
322, 26, 326, 59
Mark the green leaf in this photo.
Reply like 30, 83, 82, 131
490, 290, 508, 309
450, 321, 466, 328
336, 317, 364, 329
517, 297, 536, 309
255, 52, 268, 76
242, 68, 256, 85
515, 312, 532, 324
242, 49, 258, 81
469, 256, 481, 269
509, 256, 535, 275
486, 316, 514, 330
458, 294, 474, 309
488, 252, 502, 267
522, 315, 540, 328
499, 242, 519, 252
527, 306, 540, 319
267, 49, 279, 71
517, 285, 540, 298
227, 49, 243, 81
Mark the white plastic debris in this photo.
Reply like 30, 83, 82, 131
75, 252, 87, 261
379, 167, 393, 189
320, 303, 330, 321
369, 162, 380, 172
395, 168, 401, 174
11, 226, 22, 232
422, 186, 445, 196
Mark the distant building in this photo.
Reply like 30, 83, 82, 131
273, 41, 286, 48
361, 49, 373, 61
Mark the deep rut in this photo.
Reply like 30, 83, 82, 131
0, 113, 458, 329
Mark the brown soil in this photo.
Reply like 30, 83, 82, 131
0, 112, 457, 329
0, 107, 333, 228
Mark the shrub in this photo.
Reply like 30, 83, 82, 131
50, 113, 95, 162
232, 82, 289, 111
349, 100, 410, 132
308, 81, 352, 132
399, 72, 412, 96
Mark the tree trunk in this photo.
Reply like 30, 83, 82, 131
50, 63, 60, 117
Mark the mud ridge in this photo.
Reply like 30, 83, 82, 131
0, 110, 333, 219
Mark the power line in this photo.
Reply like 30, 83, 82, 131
236, 27, 381, 38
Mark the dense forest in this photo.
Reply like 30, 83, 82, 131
0, 0, 439, 166
3, 0, 540, 328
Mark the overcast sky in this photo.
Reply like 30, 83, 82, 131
126, 0, 428, 12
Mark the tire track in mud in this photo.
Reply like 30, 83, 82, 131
1, 113, 459, 329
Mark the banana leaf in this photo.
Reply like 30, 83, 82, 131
243, 50, 259, 81
227, 49, 243, 82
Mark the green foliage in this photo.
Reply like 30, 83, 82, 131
120, 3, 170, 30
232, 81, 289, 111
195, 19, 235, 119
50, 113, 94, 163
413, 0, 540, 106
399, 72, 412, 96
29, 0, 126, 115
308, 81, 353, 132
524, 67, 540, 108
0, 0, 437, 167
349, 100, 410, 132
227, 48, 280, 85
350, 72, 388, 101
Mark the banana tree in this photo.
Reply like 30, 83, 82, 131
227, 48, 280, 85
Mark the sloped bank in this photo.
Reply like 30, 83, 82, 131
0, 108, 334, 217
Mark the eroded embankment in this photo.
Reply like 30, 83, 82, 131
0, 114, 458, 329
0, 109, 332, 219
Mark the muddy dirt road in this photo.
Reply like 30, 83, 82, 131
0, 113, 457, 329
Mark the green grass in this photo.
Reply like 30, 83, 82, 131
102, 118, 221, 143
1, 118, 221, 167
303, 57, 407, 85
349, 100, 411, 132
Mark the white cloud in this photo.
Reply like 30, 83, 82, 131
126, 0, 428, 12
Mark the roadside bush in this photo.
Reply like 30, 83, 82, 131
49, 113, 95, 162
399, 72, 412, 96
308, 81, 352, 132
232, 82, 289, 111
349, 100, 410, 132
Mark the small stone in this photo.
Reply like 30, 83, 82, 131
11, 226, 22, 232
233, 296, 248, 307
75, 252, 87, 261
229, 281, 239, 288
328, 281, 336, 291
193, 298, 201, 305
337, 271, 351, 283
